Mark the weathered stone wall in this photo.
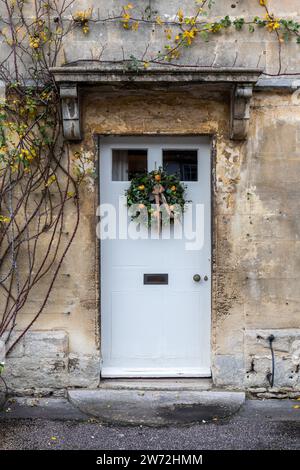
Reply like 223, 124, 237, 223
56, 0, 299, 75
214, 89, 300, 394
0, 0, 299, 74
3, 83, 300, 396
1, 0, 300, 395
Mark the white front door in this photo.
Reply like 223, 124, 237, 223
100, 136, 211, 378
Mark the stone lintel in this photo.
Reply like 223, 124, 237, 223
51, 66, 263, 142
51, 66, 262, 85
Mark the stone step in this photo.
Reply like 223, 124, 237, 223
99, 378, 213, 391
67, 389, 245, 426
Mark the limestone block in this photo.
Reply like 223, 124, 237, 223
0, 339, 5, 363
24, 331, 69, 358
245, 329, 300, 354
247, 356, 300, 389
245, 302, 300, 329
291, 340, 300, 366
274, 359, 300, 388
244, 330, 300, 389
0, 332, 25, 360
213, 355, 245, 387
245, 357, 272, 389
2, 332, 25, 359
68, 354, 100, 388
3, 357, 69, 390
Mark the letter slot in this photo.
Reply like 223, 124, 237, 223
143, 274, 168, 285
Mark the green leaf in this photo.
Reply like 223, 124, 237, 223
220, 15, 231, 28
200, 30, 209, 41
233, 18, 245, 31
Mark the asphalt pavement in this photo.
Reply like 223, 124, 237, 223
0, 398, 299, 450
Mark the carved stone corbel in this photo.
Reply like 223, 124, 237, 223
52, 69, 259, 142
230, 84, 253, 140
59, 84, 81, 141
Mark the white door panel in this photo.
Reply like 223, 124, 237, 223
111, 291, 163, 359
100, 136, 211, 378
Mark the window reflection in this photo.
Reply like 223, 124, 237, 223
112, 149, 147, 181
163, 150, 198, 181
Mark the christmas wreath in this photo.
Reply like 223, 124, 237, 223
126, 168, 189, 226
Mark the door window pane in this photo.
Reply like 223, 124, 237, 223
163, 150, 198, 181
112, 149, 147, 181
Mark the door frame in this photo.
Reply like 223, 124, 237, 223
97, 134, 214, 379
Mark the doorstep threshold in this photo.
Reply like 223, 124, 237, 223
67, 387, 245, 426
99, 378, 213, 391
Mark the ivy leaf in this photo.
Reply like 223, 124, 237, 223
200, 30, 209, 41
220, 15, 231, 28
233, 18, 245, 31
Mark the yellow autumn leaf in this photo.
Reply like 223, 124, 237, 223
0, 215, 11, 223
45, 175, 56, 187
164, 28, 172, 40
183, 29, 196, 45
266, 16, 281, 32
132, 21, 139, 31
177, 9, 184, 23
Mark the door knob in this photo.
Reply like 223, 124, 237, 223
193, 274, 201, 282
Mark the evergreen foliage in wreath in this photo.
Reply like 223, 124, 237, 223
126, 167, 189, 226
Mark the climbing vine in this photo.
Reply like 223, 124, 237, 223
69, 0, 300, 73
0, 0, 84, 364
0, 0, 299, 368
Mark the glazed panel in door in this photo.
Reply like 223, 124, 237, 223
100, 136, 211, 377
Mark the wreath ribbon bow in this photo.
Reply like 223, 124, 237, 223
152, 184, 171, 230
